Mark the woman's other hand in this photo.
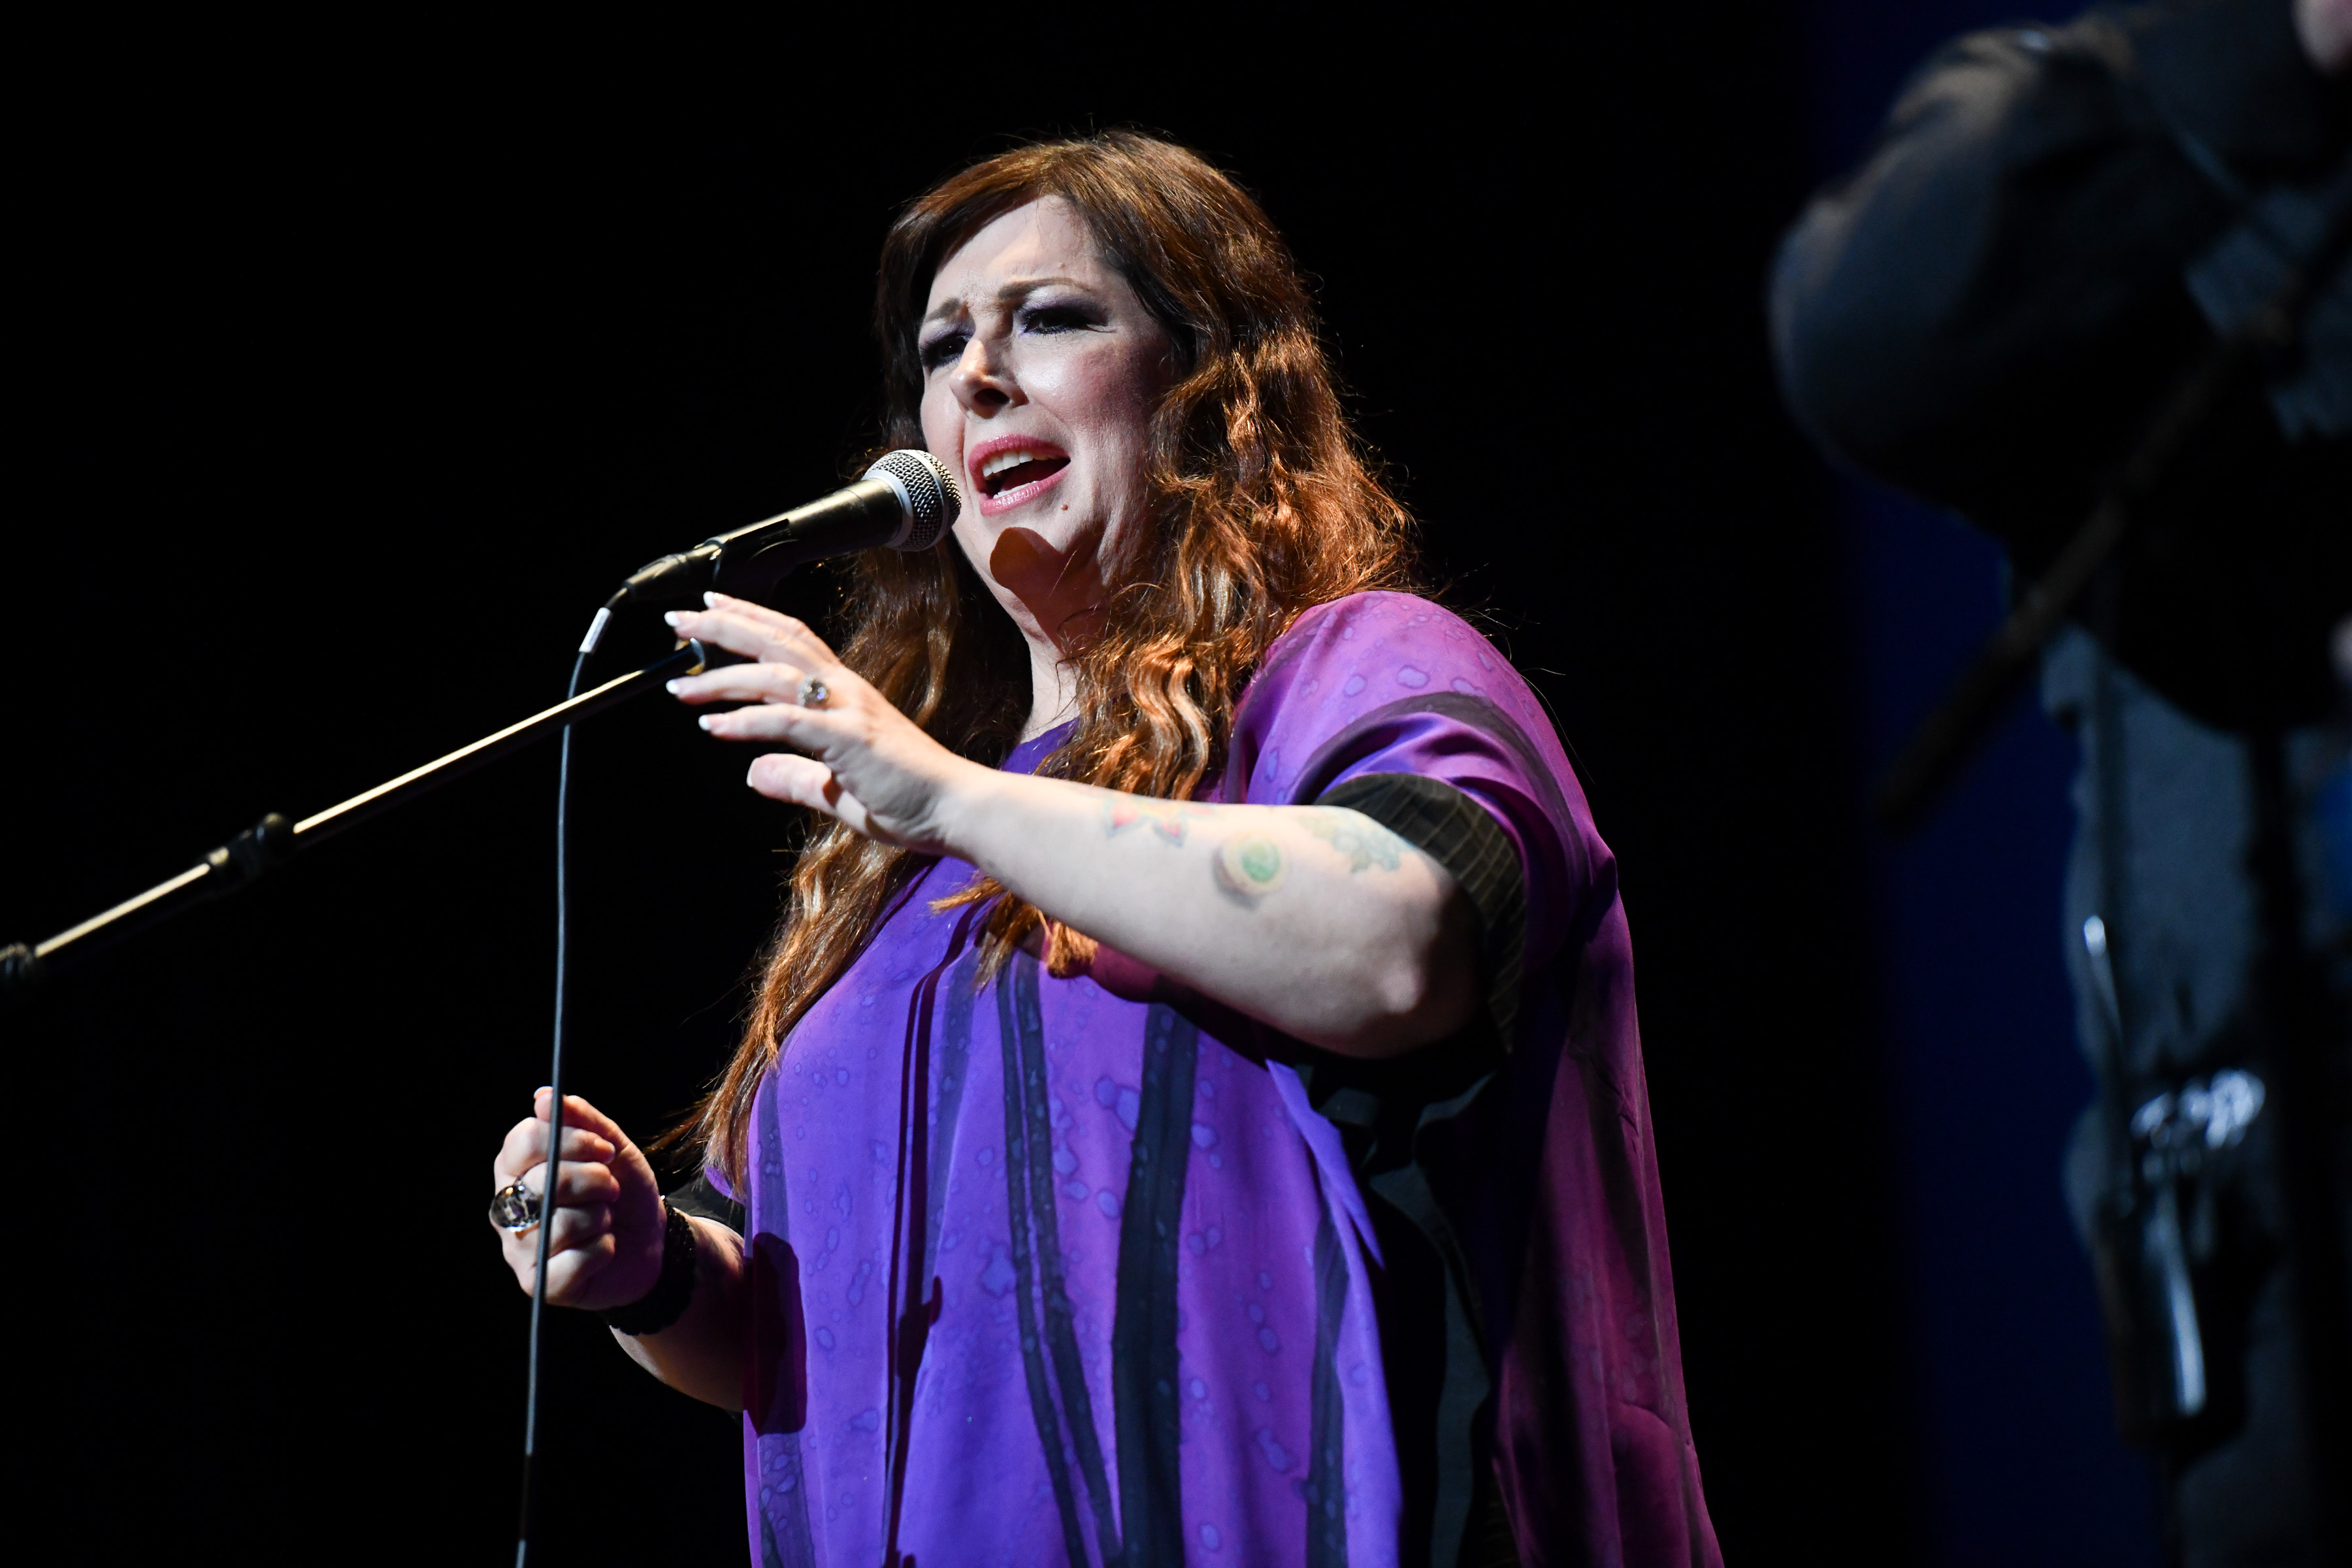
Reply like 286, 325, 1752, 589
664, 594, 984, 850
491, 1090, 665, 1310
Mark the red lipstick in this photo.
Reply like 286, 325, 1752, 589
968, 434, 1071, 515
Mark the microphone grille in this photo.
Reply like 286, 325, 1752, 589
864, 449, 960, 551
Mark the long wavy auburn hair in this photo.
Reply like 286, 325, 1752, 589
683, 131, 1419, 1184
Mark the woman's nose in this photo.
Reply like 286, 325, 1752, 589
951, 336, 1016, 414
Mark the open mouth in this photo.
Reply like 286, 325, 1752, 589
975, 445, 1070, 498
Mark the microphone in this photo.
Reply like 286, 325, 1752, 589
611, 449, 962, 610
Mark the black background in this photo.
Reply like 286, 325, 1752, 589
12, 19, 1910, 1563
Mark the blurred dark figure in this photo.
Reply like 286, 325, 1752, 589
1770, 1, 2350, 1563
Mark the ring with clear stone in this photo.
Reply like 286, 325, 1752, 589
489, 1176, 542, 1233
798, 677, 830, 709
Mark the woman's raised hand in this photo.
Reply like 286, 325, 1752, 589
491, 1090, 666, 1309
664, 595, 985, 851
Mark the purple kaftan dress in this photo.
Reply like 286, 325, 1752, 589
726, 591, 1719, 1568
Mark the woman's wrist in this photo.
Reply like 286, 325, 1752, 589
603, 1202, 698, 1337
923, 757, 1011, 864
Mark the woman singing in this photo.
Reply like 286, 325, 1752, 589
489, 132, 1719, 1568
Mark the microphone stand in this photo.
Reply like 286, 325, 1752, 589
2, 629, 741, 1564
0, 638, 719, 993
7, 484, 941, 1557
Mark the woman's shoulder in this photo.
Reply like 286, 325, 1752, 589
1279, 588, 1470, 642
1237, 590, 1572, 795
1250, 591, 1540, 723
1255, 591, 1475, 685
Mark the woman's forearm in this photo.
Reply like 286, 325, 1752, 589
613, 1215, 749, 1410
660, 598, 1480, 1054
938, 770, 1478, 1055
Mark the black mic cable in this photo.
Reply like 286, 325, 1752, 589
514, 639, 588, 1568
512, 448, 959, 1565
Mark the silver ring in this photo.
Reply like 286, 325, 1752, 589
489, 1176, 542, 1233
798, 677, 830, 708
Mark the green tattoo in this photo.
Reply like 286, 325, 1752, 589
1235, 837, 1283, 883
1213, 833, 1288, 900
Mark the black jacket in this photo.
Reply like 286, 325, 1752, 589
1771, 0, 2349, 730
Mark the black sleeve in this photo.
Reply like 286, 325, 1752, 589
1316, 772, 1527, 1047
1769, 0, 2345, 542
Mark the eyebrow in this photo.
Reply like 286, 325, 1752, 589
921, 276, 1102, 328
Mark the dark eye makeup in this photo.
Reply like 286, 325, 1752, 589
918, 329, 968, 370
1018, 301, 1102, 334
919, 295, 1107, 372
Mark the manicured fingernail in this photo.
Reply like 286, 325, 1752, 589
698, 715, 716, 730
702, 591, 719, 607
662, 611, 685, 627
665, 679, 684, 693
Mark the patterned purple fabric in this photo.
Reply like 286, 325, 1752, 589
728, 591, 1718, 1567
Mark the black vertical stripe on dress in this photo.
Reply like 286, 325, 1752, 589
1012, 955, 1124, 1562
1002, 953, 1123, 1565
998, 962, 1094, 1567
752, 1113, 819, 1568
1306, 1207, 1352, 1568
1111, 1002, 1200, 1565
1368, 1149, 1495, 1568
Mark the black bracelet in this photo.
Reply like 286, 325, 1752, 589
602, 1202, 698, 1337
